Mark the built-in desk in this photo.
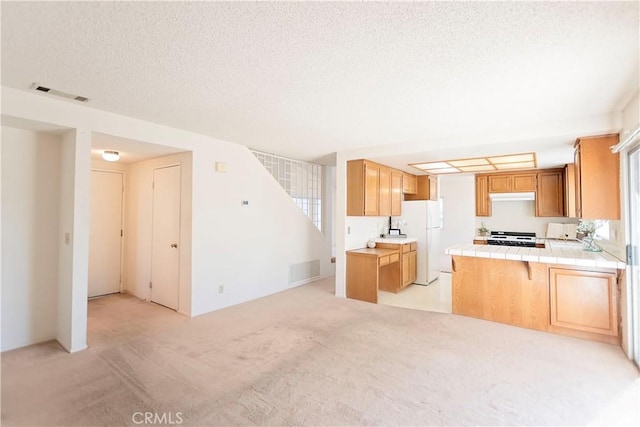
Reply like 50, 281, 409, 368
346, 248, 401, 303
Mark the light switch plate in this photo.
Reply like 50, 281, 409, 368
215, 162, 228, 173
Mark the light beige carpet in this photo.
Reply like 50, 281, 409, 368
2, 277, 639, 426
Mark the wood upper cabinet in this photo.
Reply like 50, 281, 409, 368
564, 163, 577, 217
488, 174, 510, 192
574, 134, 620, 220
549, 268, 618, 337
404, 175, 438, 201
378, 166, 392, 216
488, 172, 536, 192
403, 173, 417, 194
535, 169, 564, 217
347, 159, 404, 216
475, 175, 491, 217
347, 160, 379, 216
391, 170, 403, 216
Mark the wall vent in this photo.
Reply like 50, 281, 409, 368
288, 260, 320, 285
30, 83, 89, 103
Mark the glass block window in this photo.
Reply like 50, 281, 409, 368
252, 150, 323, 233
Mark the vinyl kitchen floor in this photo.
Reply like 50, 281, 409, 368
378, 272, 452, 313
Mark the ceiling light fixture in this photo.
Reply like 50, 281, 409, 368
409, 152, 537, 175
102, 150, 120, 162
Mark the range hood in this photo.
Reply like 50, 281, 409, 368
489, 192, 535, 201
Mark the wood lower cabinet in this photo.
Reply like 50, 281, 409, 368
475, 175, 491, 216
452, 256, 622, 344
574, 134, 620, 220
408, 250, 417, 284
536, 169, 564, 217
346, 248, 401, 303
378, 242, 417, 291
452, 256, 549, 331
549, 268, 618, 341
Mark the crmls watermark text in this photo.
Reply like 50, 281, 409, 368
132, 412, 183, 425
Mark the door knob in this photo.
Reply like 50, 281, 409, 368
171, 243, 178, 248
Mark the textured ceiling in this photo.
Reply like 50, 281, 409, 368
2, 1, 638, 164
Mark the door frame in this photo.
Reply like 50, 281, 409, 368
150, 163, 182, 309
623, 144, 640, 367
90, 168, 126, 295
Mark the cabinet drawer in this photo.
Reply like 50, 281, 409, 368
379, 255, 390, 266
402, 244, 411, 254
410, 243, 417, 252
389, 253, 400, 263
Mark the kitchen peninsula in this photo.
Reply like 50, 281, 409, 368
446, 242, 625, 344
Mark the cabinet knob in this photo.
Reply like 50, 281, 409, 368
171, 243, 178, 248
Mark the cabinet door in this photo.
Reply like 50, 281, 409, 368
428, 176, 438, 200
452, 256, 484, 318
364, 163, 379, 216
391, 170, 403, 216
404, 175, 431, 201
536, 170, 564, 217
564, 163, 576, 217
512, 173, 536, 192
574, 148, 582, 218
378, 166, 391, 216
576, 135, 620, 220
549, 268, 618, 336
402, 253, 411, 287
488, 175, 511, 192
403, 173, 417, 194
409, 251, 417, 284
475, 175, 491, 216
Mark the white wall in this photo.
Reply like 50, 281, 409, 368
475, 201, 578, 237
2, 88, 333, 328
190, 147, 332, 316
57, 129, 91, 352
345, 216, 389, 250
125, 153, 192, 315
439, 175, 476, 271
1, 127, 61, 351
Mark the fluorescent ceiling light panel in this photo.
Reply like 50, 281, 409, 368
458, 165, 496, 172
409, 152, 536, 175
413, 162, 451, 169
448, 158, 490, 167
488, 153, 534, 164
494, 161, 535, 170
427, 167, 459, 174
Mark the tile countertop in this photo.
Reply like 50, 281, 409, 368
375, 237, 418, 244
445, 241, 626, 269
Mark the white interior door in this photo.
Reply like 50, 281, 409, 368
151, 165, 181, 310
89, 170, 123, 298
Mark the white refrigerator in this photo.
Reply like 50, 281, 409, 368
400, 199, 443, 285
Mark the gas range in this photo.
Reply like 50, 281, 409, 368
487, 231, 537, 247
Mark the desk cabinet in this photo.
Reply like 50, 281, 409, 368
346, 248, 401, 303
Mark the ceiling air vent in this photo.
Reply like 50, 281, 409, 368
30, 83, 89, 103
